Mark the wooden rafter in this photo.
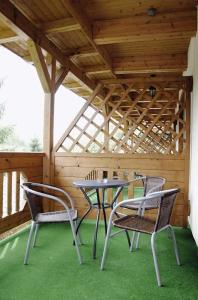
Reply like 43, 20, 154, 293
41, 17, 81, 34
62, 0, 115, 77
0, 28, 20, 43
28, 40, 51, 92
0, 0, 105, 98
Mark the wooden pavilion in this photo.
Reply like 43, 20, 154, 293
0, 1, 197, 243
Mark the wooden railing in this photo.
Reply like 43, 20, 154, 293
0, 152, 44, 234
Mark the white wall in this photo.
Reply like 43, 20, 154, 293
186, 8, 198, 246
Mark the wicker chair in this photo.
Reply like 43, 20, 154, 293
122, 176, 166, 249
21, 182, 82, 265
101, 188, 181, 287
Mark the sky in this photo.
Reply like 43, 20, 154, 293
0, 46, 84, 147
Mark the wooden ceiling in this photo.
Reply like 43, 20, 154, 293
0, 0, 197, 100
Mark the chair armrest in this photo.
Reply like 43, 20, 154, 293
109, 191, 166, 221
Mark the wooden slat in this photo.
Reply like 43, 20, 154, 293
7, 172, 12, 216
0, 211, 30, 234
0, 173, 3, 218
15, 171, 20, 212
0, 156, 44, 170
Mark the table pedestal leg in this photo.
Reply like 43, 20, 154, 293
93, 208, 101, 259
76, 206, 92, 235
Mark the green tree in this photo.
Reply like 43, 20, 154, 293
29, 137, 42, 152
0, 124, 14, 144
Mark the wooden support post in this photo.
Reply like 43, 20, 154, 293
28, 40, 69, 210
43, 92, 55, 185
103, 103, 110, 152
183, 76, 192, 228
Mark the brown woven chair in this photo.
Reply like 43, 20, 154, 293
122, 176, 166, 249
101, 188, 181, 287
21, 182, 82, 265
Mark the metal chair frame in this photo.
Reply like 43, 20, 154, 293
125, 176, 166, 249
101, 189, 181, 287
22, 182, 82, 265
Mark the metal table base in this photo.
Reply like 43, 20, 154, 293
73, 180, 130, 259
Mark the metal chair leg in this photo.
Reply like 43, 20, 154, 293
135, 232, 140, 249
130, 231, 136, 252
100, 222, 113, 270
24, 221, 36, 265
151, 233, 162, 287
135, 207, 145, 249
168, 225, 181, 266
70, 221, 82, 264
32, 224, 39, 247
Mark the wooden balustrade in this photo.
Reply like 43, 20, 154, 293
0, 152, 44, 235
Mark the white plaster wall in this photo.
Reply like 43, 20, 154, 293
187, 11, 198, 245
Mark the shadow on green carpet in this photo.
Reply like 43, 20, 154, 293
0, 223, 198, 300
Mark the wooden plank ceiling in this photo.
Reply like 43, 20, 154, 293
0, 0, 196, 100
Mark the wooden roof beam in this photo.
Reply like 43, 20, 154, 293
113, 53, 187, 74
93, 11, 197, 45
62, 0, 114, 74
84, 53, 187, 74
41, 17, 81, 34
69, 46, 98, 59
0, 0, 105, 98
84, 64, 111, 74
101, 76, 185, 84
0, 28, 20, 43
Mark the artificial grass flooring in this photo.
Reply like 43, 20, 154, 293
0, 222, 198, 300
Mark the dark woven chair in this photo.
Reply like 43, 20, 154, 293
101, 188, 181, 287
122, 176, 166, 249
21, 182, 82, 265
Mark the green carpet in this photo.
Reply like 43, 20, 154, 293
0, 222, 198, 300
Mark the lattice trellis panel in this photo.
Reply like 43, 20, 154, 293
54, 79, 189, 154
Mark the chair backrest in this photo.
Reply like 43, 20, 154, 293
22, 182, 43, 221
154, 188, 179, 232
142, 176, 165, 195
141, 176, 166, 208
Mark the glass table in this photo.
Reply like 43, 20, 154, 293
73, 179, 129, 259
